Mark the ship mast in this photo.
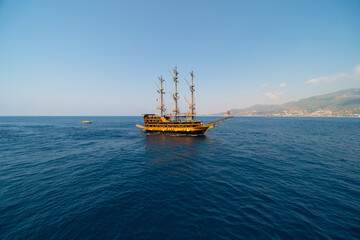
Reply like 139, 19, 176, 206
171, 66, 179, 120
156, 76, 166, 116
187, 71, 195, 120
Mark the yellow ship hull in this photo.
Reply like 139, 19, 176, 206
136, 114, 213, 135
143, 126, 212, 135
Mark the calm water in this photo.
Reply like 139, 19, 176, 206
0, 117, 359, 239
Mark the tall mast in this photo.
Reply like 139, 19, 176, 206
189, 71, 195, 120
157, 76, 166, 116
171, 66, 179, 120
185, 71, 195, 120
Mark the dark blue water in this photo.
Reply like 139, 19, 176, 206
1, 117, 359, 239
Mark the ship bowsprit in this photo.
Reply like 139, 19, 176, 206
204, 116, 234, 127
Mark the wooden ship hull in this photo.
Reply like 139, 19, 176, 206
136, 67, 232, 135
137, 115, 213, 135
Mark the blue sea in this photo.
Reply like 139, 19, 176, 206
1, 117, 359, 239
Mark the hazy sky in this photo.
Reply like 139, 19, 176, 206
1, 0, 359, 116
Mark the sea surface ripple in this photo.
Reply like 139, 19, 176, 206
0, 117, 359, 239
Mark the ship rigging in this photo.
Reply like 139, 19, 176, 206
136, 67, 233, 135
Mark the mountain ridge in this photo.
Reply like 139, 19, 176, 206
212, 88, 360, 117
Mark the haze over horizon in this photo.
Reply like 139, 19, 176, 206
1, 0, 360, 116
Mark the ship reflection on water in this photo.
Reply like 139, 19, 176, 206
143, 133, 208, 164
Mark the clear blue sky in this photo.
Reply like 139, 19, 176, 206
1, 0, 359, 115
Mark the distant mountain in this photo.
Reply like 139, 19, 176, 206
213, 88, 360, 117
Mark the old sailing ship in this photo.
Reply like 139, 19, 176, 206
136, 67, 233, 135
